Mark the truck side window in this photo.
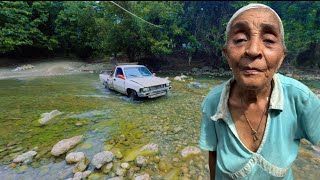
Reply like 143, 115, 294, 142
115, 68, 123, 76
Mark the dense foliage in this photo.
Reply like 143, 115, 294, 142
0, 1, 319, 68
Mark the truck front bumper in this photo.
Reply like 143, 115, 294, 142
137, 86, 172, 98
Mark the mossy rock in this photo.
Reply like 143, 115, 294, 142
163, 168, 181, 180
123, 143, 159, 162
15, 165, 29, 173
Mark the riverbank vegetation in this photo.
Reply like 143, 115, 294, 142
1, 1, 320, 70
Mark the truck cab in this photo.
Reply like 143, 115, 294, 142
99, 65, 172, 100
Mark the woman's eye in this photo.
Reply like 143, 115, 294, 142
234, 38, 247, 44
264, 39, 275, 44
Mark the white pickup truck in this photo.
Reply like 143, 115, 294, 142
99, 65, 172, 100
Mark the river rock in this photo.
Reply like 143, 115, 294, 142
66, 152, 85, 164
121, 162, 130, 169
51, 135, 83, 157
82, 170, 92, 179
38, 110, 63, 124
188, 82, 209, 89
311, 145, 320, 153
92, 151, 114, 169
111, 148, 123, 159
107, 177, 123, 180
115, 167, 126, 176
136, 156, 147, 167
73, 157, 90, 173
181, 146, 201, 158
13, 151, 37, 163
102, 162, 113, 174
173, 127, 183, 133
123, 143, 159, 161
133, 172, 151, 180
73, 172, 83, 180
163, 168, 181, 179
159, 159, 172, 172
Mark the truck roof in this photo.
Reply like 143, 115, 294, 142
116, 65, 146, 68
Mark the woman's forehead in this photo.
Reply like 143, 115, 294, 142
230, 8, 280, 31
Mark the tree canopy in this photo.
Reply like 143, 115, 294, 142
0, 1, 319, 69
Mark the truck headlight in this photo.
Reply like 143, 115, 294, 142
142, 87, 149, 92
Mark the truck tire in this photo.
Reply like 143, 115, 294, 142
104, 82, 110, 90
128, 89, 138, 100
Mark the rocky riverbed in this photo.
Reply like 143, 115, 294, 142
0, 60, 319, 179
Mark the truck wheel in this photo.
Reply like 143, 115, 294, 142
104, 82, 110, 90
129, 90, 138, 100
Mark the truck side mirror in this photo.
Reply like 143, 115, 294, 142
117, 74, 125, 80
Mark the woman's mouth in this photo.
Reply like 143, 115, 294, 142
241, 67, 262, 75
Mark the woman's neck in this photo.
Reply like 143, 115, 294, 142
232, 80, 273, 105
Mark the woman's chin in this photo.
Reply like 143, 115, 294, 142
235, 76, 269, 90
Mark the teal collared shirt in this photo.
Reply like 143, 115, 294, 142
199, 73, 320, 179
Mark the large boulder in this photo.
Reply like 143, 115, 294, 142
38, 110, 63, 124
51, 135, 83, 157
181, 146, 201, 158
123, 143, 159, 162
13, 151, 37, 163
92, 151, 114, 169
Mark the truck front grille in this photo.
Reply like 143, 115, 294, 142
149, 84, 165, 91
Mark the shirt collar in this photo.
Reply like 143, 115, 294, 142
210, 73, 284, 122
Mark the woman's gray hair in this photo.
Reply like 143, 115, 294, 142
225, 3, 286, 51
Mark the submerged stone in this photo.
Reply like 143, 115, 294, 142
188, 82, 209, 89
136, 156, 147, 167
104, 144, 114, 151
38, 110, 63, 124
82, 170, 92, 179
101, 162, 113, 174
73, 157, 90, 173
51, 135, 83, 157
92, 151, 114, 169
115, 167, 126, 176
123, 143, 159, 162
74, 172, 83, 180
133, 172, 151, 180
121, 162, 130, 169
13, 151, 37, 163
66, 152, 85, 164
181, 146, 201, 158
107, 177, 123, 180
111, 148, 123, 159
159, 159, 173, 172
15, 164, 29, 173
163, 168, 181, 180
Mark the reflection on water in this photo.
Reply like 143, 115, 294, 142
0, 73, 319, 179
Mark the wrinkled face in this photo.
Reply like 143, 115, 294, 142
224, 8, 286, 90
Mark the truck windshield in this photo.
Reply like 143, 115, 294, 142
124, 66, 152, 79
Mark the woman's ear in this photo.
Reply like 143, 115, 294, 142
222, 47, 228, 59
276, 50, 286, 70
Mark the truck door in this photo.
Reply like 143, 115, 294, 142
113, 67, 126, 93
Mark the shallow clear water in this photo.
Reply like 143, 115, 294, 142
0, 73, 319, 179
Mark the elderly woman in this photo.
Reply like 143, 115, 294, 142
199, 3, 320, 180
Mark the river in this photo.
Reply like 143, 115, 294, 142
0, 73, 319, 179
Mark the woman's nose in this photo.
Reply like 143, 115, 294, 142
245, 38, 262, 60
